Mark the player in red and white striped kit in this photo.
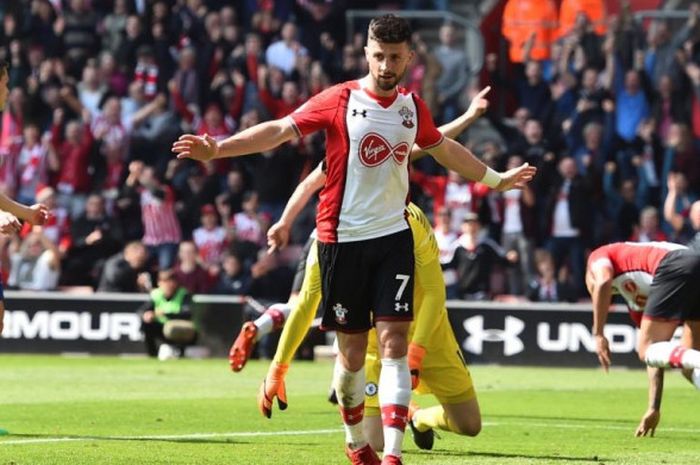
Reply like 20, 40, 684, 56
173, 15, 534, 465
586, 241, 700, 436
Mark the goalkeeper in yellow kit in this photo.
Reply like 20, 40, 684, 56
256, 164, 482, 450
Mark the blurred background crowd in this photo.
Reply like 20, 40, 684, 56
0, 0, 698, 305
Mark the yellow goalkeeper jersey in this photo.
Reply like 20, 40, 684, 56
273, 202, 451, 364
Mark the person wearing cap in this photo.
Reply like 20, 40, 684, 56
448, 212, 519, 300
138, 269, 196, 359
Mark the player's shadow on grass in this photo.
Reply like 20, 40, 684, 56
487, 412, 631, 425
412, 449, 609, 462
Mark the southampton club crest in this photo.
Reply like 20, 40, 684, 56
333, 303, 348, 325
399, 106, 414, 129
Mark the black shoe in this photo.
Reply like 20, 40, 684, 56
408, 418, 434, 450
328, 387, 338, 405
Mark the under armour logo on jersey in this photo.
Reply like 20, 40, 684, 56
463, 315, 525, 356
333, 303, 348, 325
351, 109, 368, 117
395, 302, 409, 312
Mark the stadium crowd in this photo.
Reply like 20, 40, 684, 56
1, 0, 700, 303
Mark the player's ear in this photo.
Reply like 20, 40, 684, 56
407, 49, 416, 64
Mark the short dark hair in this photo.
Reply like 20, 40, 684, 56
368, 14, 412, 45
158, 269, 177, 282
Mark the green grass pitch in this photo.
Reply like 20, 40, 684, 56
0, 355, 698, 464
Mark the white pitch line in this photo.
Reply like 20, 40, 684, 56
0, 428, 343, 446
2, 421, 698, 446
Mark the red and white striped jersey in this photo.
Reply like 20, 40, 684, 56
193, 226, 226, 266
587, 241, 686, 317
140, 186, 182, 246
288, 79, 443, 243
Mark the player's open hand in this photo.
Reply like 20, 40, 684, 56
258, 362, 289, 418
27, 204, 49, 226
595, 334, 612, 372
267, 221, 291, 254
465, 86, 490, 121
0, 211, 21, 235
635, 408, 660, 437
496, 163, 537, 192
171, 134, 218, 161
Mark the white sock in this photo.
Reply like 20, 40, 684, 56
692, 368, 700, 390
645, 341, 700, 369
379, 357, 411, 458
333, 359, 367, 449
254, 303, 291, 342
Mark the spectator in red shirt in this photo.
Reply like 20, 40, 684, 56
28, 185, 72, 257
50, 107, 94, 219
257, 64, 302, 119
174, 240, 213, 294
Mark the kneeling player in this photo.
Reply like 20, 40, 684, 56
363, 206, 481, 452
587, 241, 700, 436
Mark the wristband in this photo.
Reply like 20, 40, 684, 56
481, 167, 502, 188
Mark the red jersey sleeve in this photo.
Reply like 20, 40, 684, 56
288, 85, 344, 137
412, 94, 444, 150
587, 246, 613, 272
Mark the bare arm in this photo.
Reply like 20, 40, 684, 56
131, 94, 166, 128
410, 86, 491, 162
635, 366, 663, 437
0, 194, 40, 223
590, 263, 614, 371
602, 33, 616, 92
664, 174, 685, 232
267, 164, 326, 252
427, 138, 536, 192
172, 118, 298, 161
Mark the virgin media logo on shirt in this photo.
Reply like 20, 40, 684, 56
358, 133, 409, 167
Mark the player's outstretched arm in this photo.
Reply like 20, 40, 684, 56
0, 211, 21, 235
410, 86, 491, 162
587, 265, 614, 371
636, 366, 663, 437
0, 194, 49, 226
172, 118, 297, 162
427, 137, 536, 191
267, 164, 326, 253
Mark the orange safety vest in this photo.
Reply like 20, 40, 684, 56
558, 0, 607, 39
502, 0, 558, 63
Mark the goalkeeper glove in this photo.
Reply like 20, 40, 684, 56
257, 362, 289, 418
408, 343, 427, 390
